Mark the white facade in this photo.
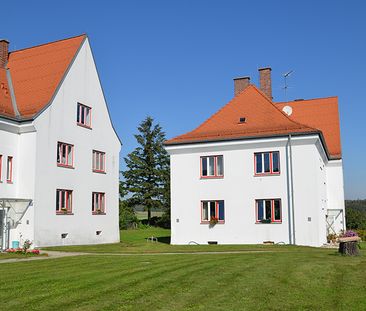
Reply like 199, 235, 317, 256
166, 134, 345, 247
0, 38, 121, 248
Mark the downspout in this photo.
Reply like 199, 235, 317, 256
286, 136, 293, 244
289, 135, 296, 245
286, 135, 296, 245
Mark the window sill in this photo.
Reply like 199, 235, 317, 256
200, 176, 224, 180
255, 221, 282, 224
92, 212, 106, 215
93, 170, 106, 174
57, 164, 74, 169
200, 221, 225, 224
6, 181, 13, 184
56, 212, 74, 215
254, 173, 280, 177
77, 123, 92, 130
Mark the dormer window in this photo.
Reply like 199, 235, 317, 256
77, 103, 92, 128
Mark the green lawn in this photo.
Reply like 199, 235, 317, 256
45, 227, 310, 254
0, 252, 46, 259
0, 229, 365, 310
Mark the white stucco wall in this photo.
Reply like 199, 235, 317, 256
326, 160, 346, 233
167, 134, 337, 247
0, 122, 36, 248
30, 38, 121, 247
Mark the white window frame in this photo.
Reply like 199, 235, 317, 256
6, 156, 13, 183
254, 151, 280, 175
200, 155, 224, 178
255, 199, 282, 223
201, 200, 225, 223
56, 189, 73, 214
92, 192, 105, 214
92, 150, 106, 173
77, 103, 92, 128
57, 142, 74, 168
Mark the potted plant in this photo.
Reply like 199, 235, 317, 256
260, 219, 271, 224
209, 216, 218, 226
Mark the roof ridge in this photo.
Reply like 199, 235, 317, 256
275, 95, 338, 105
9, 34, 87, 54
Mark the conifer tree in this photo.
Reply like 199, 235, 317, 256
121, 116, 170, 223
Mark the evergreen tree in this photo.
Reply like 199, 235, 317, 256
121, 116, 170, 223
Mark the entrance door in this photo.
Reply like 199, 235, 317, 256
326, 209, 344, 236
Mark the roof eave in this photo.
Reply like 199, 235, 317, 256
164, 130, 340, 161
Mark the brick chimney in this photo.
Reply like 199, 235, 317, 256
233, 76, 250, 96
258, 67, 272, 99
0, 39, 9, 68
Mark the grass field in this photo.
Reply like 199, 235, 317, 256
135, 211, 164, 220
0, 228, 365, 311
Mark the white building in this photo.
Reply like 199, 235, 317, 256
165, 68, 345, 247
0, 35, 121, 249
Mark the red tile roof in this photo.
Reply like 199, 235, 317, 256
276, 97, 341, 158
165, 85, 341, 159
0, 68, 14, 117
0, 34, 86, 120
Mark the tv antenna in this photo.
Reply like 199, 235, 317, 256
282, 70, 293, 102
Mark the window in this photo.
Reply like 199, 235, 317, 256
201, 200, 225, 223
56, 189, 73, 214
254, 151, 280, 175
201, 155, 224, 178
256, 199, 281, 223
92, 150, 106, 173
77, 103, 91, 128
6, 156, 13, 182
92, 192, 105, 214
57, 142, 74, 167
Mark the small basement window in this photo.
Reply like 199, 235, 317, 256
96, 231, 102, 236
61, 233, 68, 239
239, 117, 246, 123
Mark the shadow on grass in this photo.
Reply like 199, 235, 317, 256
157, 236, 171, 244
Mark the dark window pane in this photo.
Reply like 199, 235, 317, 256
257, 200, 264, 220
210, 201, 216, 218
81, 106, 85, 124
209, 157, 215, 175
202, 158, 207, 176
274, 200, 281, 220
61, 191, 65, 209
272, 152, 279, 172
256, 154, 262, 173
217, 156, 224, 176
57, 143, 61, 163
264, 153, 270, 172
77, 104, 80, 122
218, 201, 225, 220
202, 202, 208, 220
56, 191, 59, 211
265, 200, 272, 219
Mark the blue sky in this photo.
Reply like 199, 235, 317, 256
3, 1, 365, 199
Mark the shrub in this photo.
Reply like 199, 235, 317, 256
355, 229, 366, 241
156, 213, 171, 229
119, 201, 138, 230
